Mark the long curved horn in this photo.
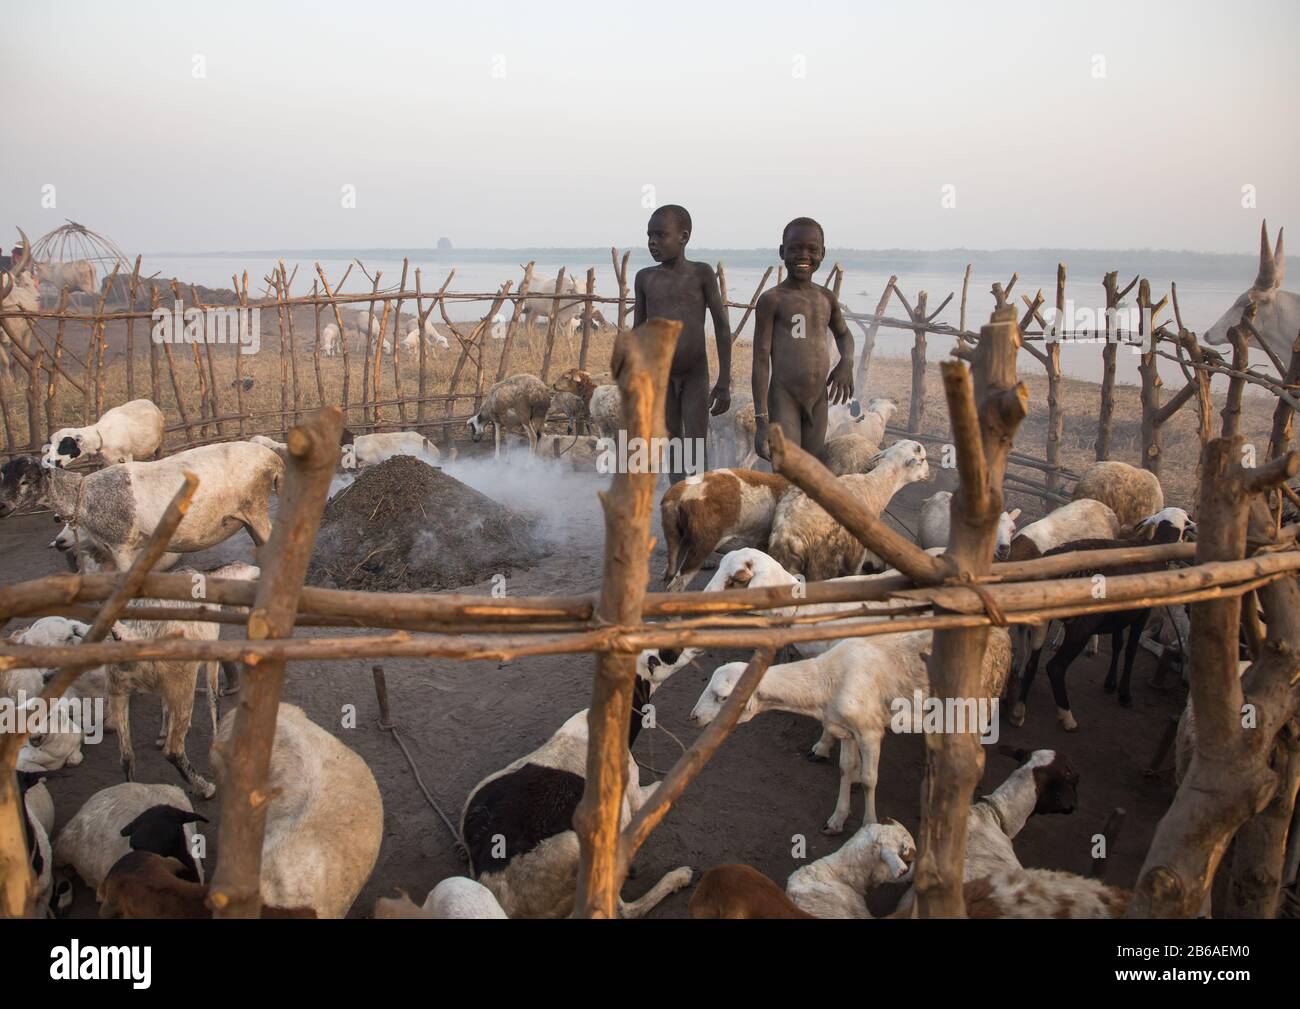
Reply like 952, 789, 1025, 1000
1255, 221, 1278, 289
13, 228, 32, 278
1275, 227, 1285, 286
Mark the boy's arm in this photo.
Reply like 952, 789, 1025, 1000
751, 293, 775, 460
633, 268, 647, 326
702, 264, 733, 414
826, 293, 855, 406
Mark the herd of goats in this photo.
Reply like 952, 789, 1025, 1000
0, 362, 1200, 920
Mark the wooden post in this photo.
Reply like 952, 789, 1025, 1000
314, 266, 352, 425
908, 291, 928, 433
495, 263, 534, 383
125, 255, 141, 400
1097, 272, 1137, 460
578, 268, 596, 372
958, 264, 972, 333
208, 407, 343, 918
47, 290, 69, 438
539, 267, 566, 383
1137, 280, 1171, 474
232, 275, 249, 438
149, 284, 162, 409
914, 306, 1029, 917
280, 261, 303, 426
189, 284, 223, 438
572, 319, 681, 918
391, 259, 409, 425
854, 276, 896, 392
1267, 330, 1300, 461
1126, 446, 1300, 918
310, 280, 325, 409
611, 248, 630, 331
1045, 263, 1065, 494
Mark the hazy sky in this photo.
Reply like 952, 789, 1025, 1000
3, 0, 1296, 253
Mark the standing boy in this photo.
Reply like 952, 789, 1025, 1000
752, 217, 854, 461
634, 204, 733, 482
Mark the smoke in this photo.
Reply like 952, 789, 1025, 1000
443, 446, 611, 547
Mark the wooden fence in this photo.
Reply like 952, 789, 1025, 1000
1, 307, 1298, 919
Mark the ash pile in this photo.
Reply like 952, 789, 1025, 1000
308, 455, 548, 592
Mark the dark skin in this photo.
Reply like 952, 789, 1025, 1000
634, 207, 733, 481
752, 222, 854, 461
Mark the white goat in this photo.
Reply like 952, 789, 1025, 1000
319, 323, 341, 357
785, 820, 916, 918
1005, 498, 1121, 561
373, 878, 509, 919
769, 439, 930, 580
210, 702, 384, 918
344, 430, 441, 468
1071, 460, 1165, 528
587, 384, 622, 440
917, 490, 1021, 558
826, 396, 897, 442
44, 399, 165, 468
690, 629, 1011, 833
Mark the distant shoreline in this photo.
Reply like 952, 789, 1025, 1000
150, 246, 1257, 281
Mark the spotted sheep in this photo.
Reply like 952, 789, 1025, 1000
660, 468, 792, 591
690, 629, 1011, 834
826, 396, 897, 442
210, 702, 383, 919
0, 441, 283, 571
458, 649, 696, 918
466, 373, 553, 457
1010, 508, 1194, 731
44, 399, 165, 468
893, 746, 1079, 915
53, 782, 205, 897
768, 439, 931, 581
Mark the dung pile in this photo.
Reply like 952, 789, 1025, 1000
308, 455, 548, 592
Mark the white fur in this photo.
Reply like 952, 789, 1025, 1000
785, 820, 915, 917
44, 400, 165, 468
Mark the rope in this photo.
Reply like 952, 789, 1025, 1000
944, 569, 1009, 627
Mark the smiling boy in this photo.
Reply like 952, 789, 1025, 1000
634, 204, 733, 482
752, 217, 854, 461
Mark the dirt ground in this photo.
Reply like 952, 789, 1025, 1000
1, 444, 1189, 919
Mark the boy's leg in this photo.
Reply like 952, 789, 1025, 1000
768, 383, 803, 457
802, 387, 830, 457
677, 365, 710, 481
664, 375, 685, 484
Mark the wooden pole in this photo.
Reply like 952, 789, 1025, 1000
855, 276, 896, 393
208, 407, 343, 918
611, 249, 631, 331
1097, 272, 1137, 460
914, 306, 1029, 918
539, 267, 567, 383
148, 284, 162, 410
1045, 263, 1065, 494
572, 318, 681, 918
125, 255, 141, 400
494, 263, 533, 383
578, 268, 596, 372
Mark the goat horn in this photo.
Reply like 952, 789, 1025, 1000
1255, 221, 1278, 289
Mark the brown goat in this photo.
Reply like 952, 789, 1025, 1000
689, 864, 816, 919
98, 852, 317, 918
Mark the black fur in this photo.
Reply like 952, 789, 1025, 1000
56, 436, 81, 460
120, 805, 208, 883
462, 763, 586, 875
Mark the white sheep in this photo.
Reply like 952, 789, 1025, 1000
819, 433, 885, 476
690, 629, 1011, 833
917, 490, 1021, 559
210, 702, 384, 918
1071, 460, 1165, 528
319, 322, 341, 357
768, 439, 931, 581
49, 521, 182, 573
18, 771, 57, 915
0, 442, 283, 570
373, 877, 509, 919
44, 399, 165, 468
1005, 498, 1121, 561
467, 373, 553, 457
587, 384, 623, 440
826, 396, 897, 442
460, 697, 693, 918
343, 430, 441, 468
964, 867, 1129, 918
785, 820, 916, 918
53, 782, 202, 893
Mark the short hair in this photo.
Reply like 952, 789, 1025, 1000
653, 204, 692, 235
783, 217, 825, 245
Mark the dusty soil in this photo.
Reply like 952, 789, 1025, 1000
0, 446, 1189, 919
308, 456, 547, 592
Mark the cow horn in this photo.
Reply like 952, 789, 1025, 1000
1255, 221, 1278, 289
13, 228, 32, 278
1275, 227, 1285, 286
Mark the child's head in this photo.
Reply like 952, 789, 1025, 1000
780, 217, 825, 281
647, 205, 692, 262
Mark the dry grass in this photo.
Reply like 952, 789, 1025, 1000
1, 305, 1278, 514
